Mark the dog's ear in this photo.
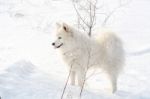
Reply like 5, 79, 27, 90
62, 23, 70, 32
56, 22, 61, 29
62, 23, 73, 37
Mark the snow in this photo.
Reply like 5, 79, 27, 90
0, 0, 150, 99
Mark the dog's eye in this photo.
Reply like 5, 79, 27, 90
58, 37, 62, 39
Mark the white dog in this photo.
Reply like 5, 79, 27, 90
52, 22, 124, 93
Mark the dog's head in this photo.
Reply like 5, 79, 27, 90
52, 22, 73, 49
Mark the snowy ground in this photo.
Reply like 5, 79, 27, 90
0, 0, 150, 99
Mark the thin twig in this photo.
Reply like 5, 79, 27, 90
86, 71, 104, 80
102, 0, 130, 26
61, 60, 74, 99
73, 2, 90, 27
79, 44, 91, 98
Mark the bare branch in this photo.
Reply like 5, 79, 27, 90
73, 2, 90, 27
79, 44, 91, 98
61, 59, 75, 99
102, 0, 131, 26
86, 71, 103, 80
72, 0, 97, 37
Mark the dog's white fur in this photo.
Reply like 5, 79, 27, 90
52, 23, 125, 93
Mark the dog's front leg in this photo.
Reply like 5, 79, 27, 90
70, 71, 76, 85
77, 71, 86, 88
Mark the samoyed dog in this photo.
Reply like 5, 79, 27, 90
52, 22, 124, 93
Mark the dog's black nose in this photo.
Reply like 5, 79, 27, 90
52, 43, 55, 46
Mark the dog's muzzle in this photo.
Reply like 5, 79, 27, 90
52, 43, 63, 48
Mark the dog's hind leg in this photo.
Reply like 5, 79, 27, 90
70, 71, 76, 85
107, 71, 118, 93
